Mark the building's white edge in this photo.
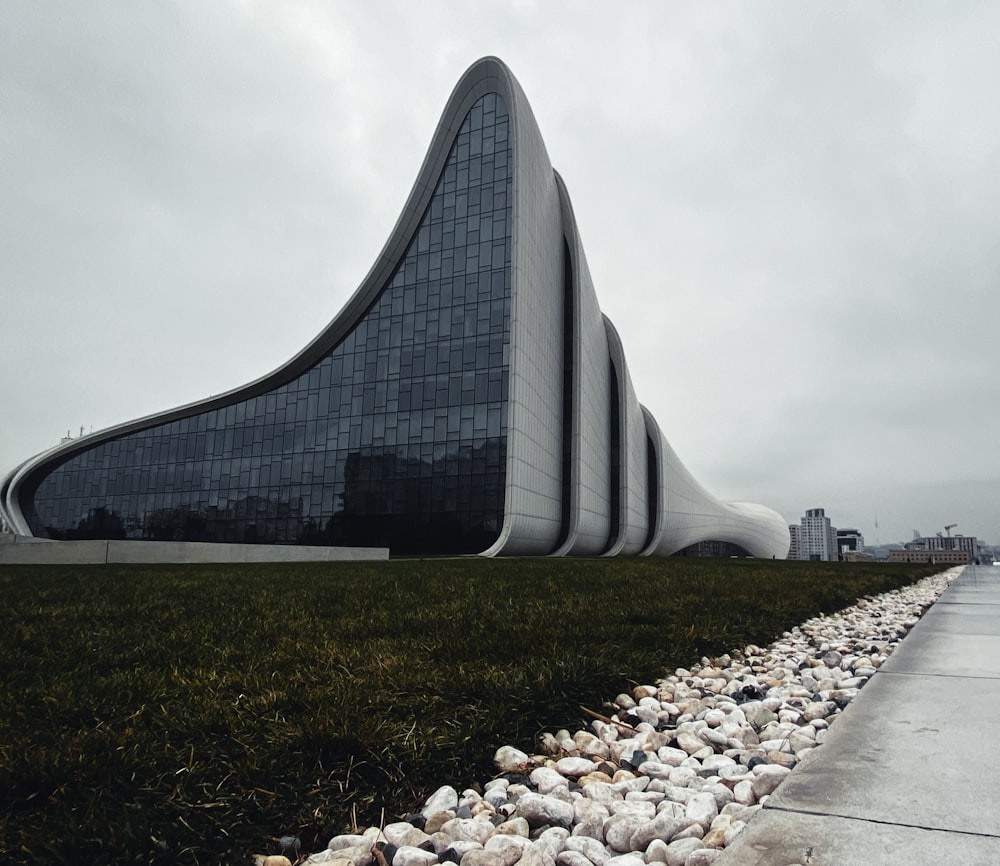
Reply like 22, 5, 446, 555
2, 56, 790, 560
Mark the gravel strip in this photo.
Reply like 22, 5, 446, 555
259, 566, 961, 866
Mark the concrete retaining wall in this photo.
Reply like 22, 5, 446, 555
0, 536, 388, 564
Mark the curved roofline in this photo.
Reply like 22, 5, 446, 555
2, 57, 523, 536
2, 57, 791, 560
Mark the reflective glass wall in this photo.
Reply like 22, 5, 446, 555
26, 93, 512, 554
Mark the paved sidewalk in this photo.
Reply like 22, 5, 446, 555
716, 564, 1000, 866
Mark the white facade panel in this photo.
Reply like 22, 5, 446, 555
651, 433, 789, 558
551, 174, 612, 555
482, 62, 564, 555
1, 56, 791, 561
603, 318, 649, 555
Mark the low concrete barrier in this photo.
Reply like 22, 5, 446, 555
0, 539, 110, 564
0, 537, 388, 564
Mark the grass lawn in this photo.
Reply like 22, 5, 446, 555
0, 556, 941, 865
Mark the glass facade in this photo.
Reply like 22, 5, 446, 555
25, 93, 512, 555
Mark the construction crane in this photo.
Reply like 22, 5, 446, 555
945, 523, 957, 537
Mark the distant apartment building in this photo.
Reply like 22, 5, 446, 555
921, 534, 978, 555
795, 507, 838, 561
788, 525, 800, 560
889, 548, 970, 564
904, 532, 980, 563
837, 528, 865, 556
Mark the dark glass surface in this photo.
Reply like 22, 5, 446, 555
27, 93, 512, 554
674, 541, 752, 558
607, 356, 621, 551
557, 240, 574, 549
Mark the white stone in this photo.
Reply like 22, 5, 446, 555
656, 800, 687, 819
702, 709, 726, 727
684, 848, 721, 865
571, 799, 609, 840
485, 788, 510, 808
531, 766, 571, 794
422, 785, 460, 816
659, 784, 693, 805
723, 819, 746, 846
493, 817, 530, 838
607, 800, 655, 819
645, 839, 670, 864
563, 835, 609, 865
672, 822, 704, 841
801, 701, 838, 722
742, 703, 776, 731
461, 789, 484, 808
629, 760, 669, 781
787, 729, 816, 754
302, 853, 339, 865
327, 835, 367, 852
732, 779, 755, 806
603, 855, 645, 866
391, 847, 439, 866
323, 845, 372, 866
531, 827, 570, 858
575, 734, 611, 761
628, 812, 684, 850
625, 790, 664, 805
440, 818, 496, 846
701, 754, 736, 771
663, 837, 703, 866
751, 767, 790, 799
611, 776, 649, 795
716, 764, 750, 783
518, 850, 557, 866
603, 814, 649, 853
494, 746, 532, 773
517, 793, 575, 828
697, 727, 727, 749
656, 747, 690, 767
668, 766, 698, 788
382, 824, 431, 848
484, 835, 531, 858
675, 732, 705, 756
703, 783, 734, 811
556, 756, 598, 777
437, 841, 481, 860
539, 733, 563, 756
765, 750, 797, 769
684, 792, 719, 829
581, 781, 619, 804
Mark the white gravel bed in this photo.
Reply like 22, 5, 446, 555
257, 566, 961, 866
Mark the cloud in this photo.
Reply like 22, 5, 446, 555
2, 1, 998, 545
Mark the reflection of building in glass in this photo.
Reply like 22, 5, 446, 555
1, 58, 789, 558
675, 540, 753, 558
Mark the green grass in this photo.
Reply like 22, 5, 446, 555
0, 557, 941, 865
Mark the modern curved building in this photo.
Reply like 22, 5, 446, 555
1, 58, 789, 559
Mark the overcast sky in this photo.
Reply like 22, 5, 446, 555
2, 1, 998, 546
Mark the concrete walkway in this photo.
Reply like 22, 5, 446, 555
716, 564, 1000, 865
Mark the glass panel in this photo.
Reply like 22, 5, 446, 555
26, 92, 513, 555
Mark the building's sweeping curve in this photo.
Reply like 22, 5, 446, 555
1, 57, 789, 559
